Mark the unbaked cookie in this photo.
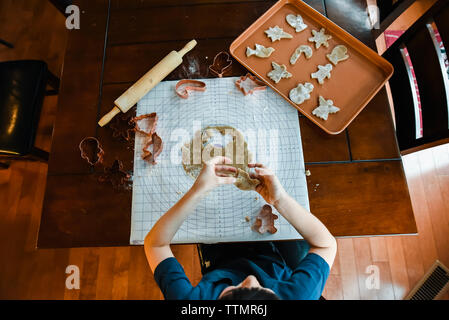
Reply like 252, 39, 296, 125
286, 14, 308, 32
265, 25, 293, 42
246, 44, 275, 58
308, 28, 332, 49
267, 62, 292, 83
326, 45, 349, 65
311, 63, 333, 84
290, 45, 313, 65
312, 96, 340, 120
289, 82, 314, 105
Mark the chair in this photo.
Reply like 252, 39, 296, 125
48, 0, 73, 16
382, 0, 449, 154
373, 0, 415, 36
0, 60, 60, 168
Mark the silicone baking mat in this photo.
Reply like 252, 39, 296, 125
130, 77, 309, 244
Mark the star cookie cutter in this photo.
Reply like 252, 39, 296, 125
79, 137, 104, 166
209, 51, 233, 78
175, 79, 207, 99
235, 73, 267, 96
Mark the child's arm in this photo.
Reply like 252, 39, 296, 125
249, 163, 337, 267
144, 156, 236, 273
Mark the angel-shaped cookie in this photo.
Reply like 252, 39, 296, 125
267, 62, 292, 83
286, 14, 308, 32
308, 28, 332, 49
246, 43, 275, 58
290, 45, 313, 64
326, 45, 349, 65
264, 25, 293, 42
311, 63, 333, 84
312, 96, 340, 120
289, 82, 314, 105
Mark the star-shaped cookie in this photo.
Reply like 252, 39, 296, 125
267, 62, 292, 83
312, 96, 340, 120
308, 28, 332, 49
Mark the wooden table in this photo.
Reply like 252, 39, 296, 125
37, 0, 417, 248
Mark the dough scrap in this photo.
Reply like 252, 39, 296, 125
312, 95, 340, 120
246, 44, 275, 58
308, 28, 332, 49
264, 26, 293, 42
182, 126, 260, 191
286, 14, 308, 32
326, 45, 349, 65
311, 63, 333, 84
290, 45, 313, 65
289, 82, 314, 105
267, 62, 292, 83
252, 204, 278, 234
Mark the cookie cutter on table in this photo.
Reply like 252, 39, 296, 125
79, 137, 104, 166
175, 79, 207, 99
208, 51, 233, 78
235, 73, 267, 96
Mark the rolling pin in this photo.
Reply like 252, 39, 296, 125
98, 39, 198, 127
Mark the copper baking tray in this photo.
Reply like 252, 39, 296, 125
229, 0, 394, 134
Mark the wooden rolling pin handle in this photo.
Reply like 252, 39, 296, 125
177, 40, 197, 57
98, 106, 121, 127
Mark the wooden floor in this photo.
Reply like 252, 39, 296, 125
0, 0, 448, 300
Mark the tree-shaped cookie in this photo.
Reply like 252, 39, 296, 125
252, 204, 278, 234
311, 64, 333, 84
308, 28, 332, 49
267, 62, 292, 83
312, 96, 340, 120
286, 14, 308, 32
289, 82, 314, 105
264, 26, 293, 42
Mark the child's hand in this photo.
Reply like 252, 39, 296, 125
248, 163, 287, 205
192, 156, 237, 194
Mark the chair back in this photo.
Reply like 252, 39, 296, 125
383, 0, 449, 154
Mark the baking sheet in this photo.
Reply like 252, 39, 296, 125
230, 0, 394, 134
130, 77, 309, 244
